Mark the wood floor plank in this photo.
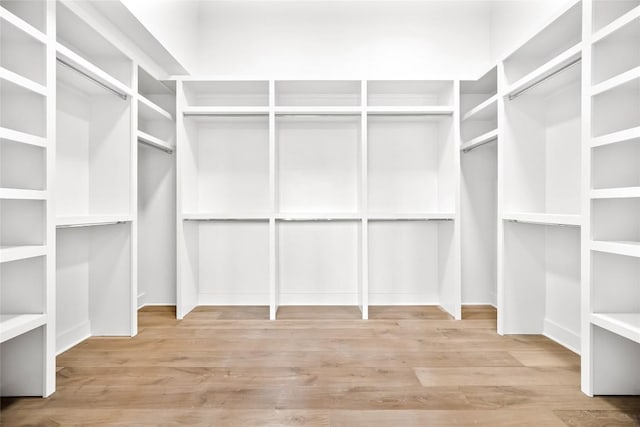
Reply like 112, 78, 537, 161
3, 305, 640, 426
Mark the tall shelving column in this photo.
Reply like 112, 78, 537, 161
583, 0, 640, 395
498, 0, 583, 352
0, 0, 55, 396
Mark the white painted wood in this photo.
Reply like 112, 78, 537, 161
462, 95, 497, 122
591, 240, 640, 257
592, 3, 640, 42
502, 212, 582, 227
591, 186, 640, 198
0, 245, 47, 263
0, 4, 47, 43
138, 95, 172, 122
461, 129, 497, 151
0, 189, 47, 200
275, 106, 361, 115
0, 314, 47, 343
137, 130, 173, 153
0, 127, 47, 148
0, 67, 46, 96
591, 125, 640, 148
591, 313, 640, 344
592, 67, 640, 96
56, 215, 134, 227
367, 106, 454, 115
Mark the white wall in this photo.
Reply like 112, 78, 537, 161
120, 0, 200, 73
196, 1, 493, 79
489, 0, 576, 63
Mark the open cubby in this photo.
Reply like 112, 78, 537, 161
0, 138, 45, 191
56, 61, 132, 219
183, 115, 269, 215
0, 0, 46, 33
591, 325, 640, 395
181, 220, 270, 307
460, 67, 497, 115
592, 13, 640, 85
138, 67, 175, 113
276, 80, 360, 106
592, 251, 640, 313
503, 66, 581, 216
461, 67, 497, 143
593, 0, 640, 34
0, 199, 45, 247
56, 2, 132, 87
277, 220, 361, 307
56, 223, 132, 353
183, 81, 269, 107
368, 80, 453, 106
503, 1, 582, 86
368, 115, 454, 214
0, 15, 46, 85
1, 325, 45, 396
0, 78, 45, 137
592, 77, 640, 137
277, 115, 360, 214
592, 198, 640, 243
1, 256, 45, 315
368, 220, 456, 307
593, 138, 640, 189
502, 221, 581, 352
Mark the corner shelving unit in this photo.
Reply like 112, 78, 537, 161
0, 0, 55, 397
54, 0, 136, 354
498, 0, 583, 354
460, 66, 498, 307
176, 78, 461, 321
583, 0, 640, 396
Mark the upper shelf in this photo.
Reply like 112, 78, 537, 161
182, 80, 269, 107
276, 80, 360, 107
0, 313, 47, 344
138, 95, 173, 122
462, 95, 497, 122
502, 212, 582, 227
0, 1, 46, 37
591, 312, 640, 344
367, 80, 453, 107
593, 1, 640, 35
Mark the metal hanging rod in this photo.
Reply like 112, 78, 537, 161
138, 138, 173, 154
508, 57, 582, 101
276, 113, 361, 118
184, 218, 269, 222
57, 221, 126, 229
369, 218, 454, 222
462, 137, 497, 154
183, 112, 267, 118
57, 57, 128, 101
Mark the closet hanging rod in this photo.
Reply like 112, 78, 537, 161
183, 112, 268, 118
56, 58, 128, 101
138, 138, 173, 154
508, 57, 582, 101
506, 219, 577, 227
370, 218, 454, 222
57, 221, 126, 229
462, 137, 497, 153
184, 218, 269, 222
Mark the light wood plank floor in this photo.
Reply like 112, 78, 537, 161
2, 306, 640, 426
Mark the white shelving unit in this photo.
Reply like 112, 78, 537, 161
176, 79, 461, 320
0, 0, 54, 397
498, 0, 583, 354
583, 0, 640, 396
460, 67, 498, 307
54, 1, 136, 354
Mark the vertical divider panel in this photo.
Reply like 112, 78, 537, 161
129, 64, 138, 336
176, 80, 191, 319
497, 63, 507, 335
360, 80, 368, 319
269, 80, 277, 320
581, 0, 594, 396
44, 0, 56, 397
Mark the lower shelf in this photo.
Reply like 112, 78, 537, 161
591, 240, 640, 258
0, 313, 46, 343
591, 313, 640, 344
502, 212, 582, 227
0, 245, 47, 263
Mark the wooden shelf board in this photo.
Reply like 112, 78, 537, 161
502, 212, 582, 227
592, 126, 640, 148
591, 240, 640, 258
0, 314, 47, 344
461, 95, 497, 122
138, 95, 173, 122
56, 215, 134, 228
592, 4, 640, 44
0, 67, 47, 96
182, 212, 270, 221
591, 313, 640, 344
461, 129, 498, 152
591, 187, 640, 199
0, 245, 47, 264
276, 212, 362, 221
137, 130, 173, 153
275, 106, 361, 115
0, 188, 47, 200
591, 66, 640, 97
0, 127, 47, 148
183, 106, 269, 116
367, 212, 455, 221
367, 106, 454, 116
0, 6, 47, 44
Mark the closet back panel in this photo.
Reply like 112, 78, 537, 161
592, 0, 640, 33
275, 80, 360, 106
278, 221, 360, 305
0, 17, 46, 85
277, 116, 360, 213
183, 81, 269, 107
0, 79, 45, 137
0, 0, 46, 32
0, 139, 45, 190
0, 199, 45, 246
592, 252, 640, 313
0, 256, 45, 314
367, 81, 453, 106
592, 139, 640, 189
0, 327, 44, 396
592, 79, 640, 137
592, 326, 640, 394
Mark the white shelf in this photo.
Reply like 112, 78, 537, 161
0, 127, 47, 148
502, 212, 582, 227
0, 188, 47, 200
275, 212, 362, 221
0, 245, 47, 264
591, 240, 640, 258
366, 106, 454, 116
591, 187, 640, 199
505, 43, 582, 98
592, 4, 640, 44
0, 6, 46, 44
591, 126, 640, 148
368, 212, 455, 221
56, 42, 132, 99
0, 67, 46, 96
274, 106, 361, 115
461, 129, 498, 152
56, 215, 134, 228
462, 95, 497, 122
183, 106, 269, 116
592, 66, 640, 97
591, 313, 640, 344
137, 130, 173, 153
0, 314, 47, 344
183, 212, 270, 221
138, 95, 173, 122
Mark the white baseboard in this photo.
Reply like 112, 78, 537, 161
137, 292, 146, 309
56, 321, 91, 355
544, 318, 580, 354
